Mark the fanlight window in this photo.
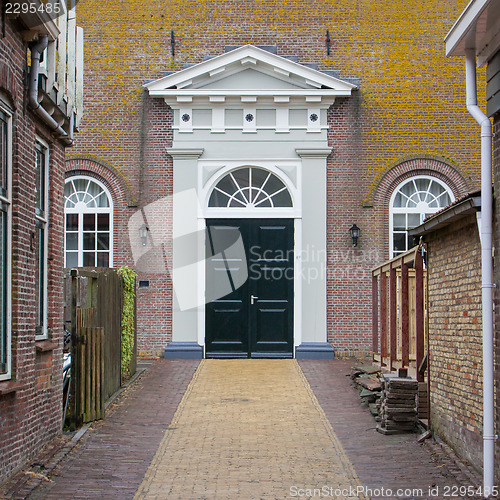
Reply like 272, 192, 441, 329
64, 177, 113, 268
209, 167, 292, 208
390, 176, 454, 257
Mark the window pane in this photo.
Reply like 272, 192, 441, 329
0, 111, 7, 193
231, 168, 249, 188
83, 252, 95, 266
83, 233, 95, 250
36, 143, 47, 213
65, 252, 78, 268
66, 233, 78, 250
97, 234, 109, 250
270, 189, 292, 207
393, 214, 406, 231
35, 227, 45, 334
0, 212, 6, 373
83, 213, 95, 231
407, 213, 421, 229
209, 190, 230, 207
66, 213, 78, 231
97, 214, 109, 231
97, 253, 109, 267
393, 232, 407, 253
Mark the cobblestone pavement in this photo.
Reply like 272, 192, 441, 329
0, 358, 483, 500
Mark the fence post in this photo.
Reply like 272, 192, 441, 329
372, 274, 379, 357
415, 250, 425, 382
380, 271, 387, 367
389, 264, 397, 371
401, 262, 409, 368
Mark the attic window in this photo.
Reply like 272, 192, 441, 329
209, 167, 292, 208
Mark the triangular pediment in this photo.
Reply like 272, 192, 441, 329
198, 68, 309, 91
145, 45, 357, 103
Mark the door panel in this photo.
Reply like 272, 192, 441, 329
205, 219, 293, 358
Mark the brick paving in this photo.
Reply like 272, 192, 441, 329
7, 359, 200, 500
299, 359, 483, 500
0, 358, 485, 500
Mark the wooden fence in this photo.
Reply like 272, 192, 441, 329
64, 268, 136, 426
372, 246, 427, 382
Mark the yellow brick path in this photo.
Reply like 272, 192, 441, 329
134, 360, 367, 500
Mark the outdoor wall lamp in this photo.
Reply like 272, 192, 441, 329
139, 223, 149, 246
349, 224, 360, 247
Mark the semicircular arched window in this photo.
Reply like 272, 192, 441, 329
64, 176, 113, 268
209, 167, 293, 208
390, 176, 454, 257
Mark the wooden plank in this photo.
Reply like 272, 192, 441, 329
389, 264, 397, 371
91, 327, 96, 422
380, 271, 387, 366
401, 263, 409, 367
415, 251, 425, 383
372, 274, 379, 355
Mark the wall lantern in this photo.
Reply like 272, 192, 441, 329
349, 224, 360, 247
139, 223, 149, 246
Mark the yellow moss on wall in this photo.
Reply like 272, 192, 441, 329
74, 0, 483, 197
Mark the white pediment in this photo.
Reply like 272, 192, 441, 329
198, 68, 310, 91
145, 45, 357, 105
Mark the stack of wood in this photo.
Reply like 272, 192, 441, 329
377, 376, 418, 435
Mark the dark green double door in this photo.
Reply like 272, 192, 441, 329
205, 219, 294, 358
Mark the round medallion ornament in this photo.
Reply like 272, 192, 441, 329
309, 113, 318, 122
181, 113, 191, 122
245, 113, 254, 122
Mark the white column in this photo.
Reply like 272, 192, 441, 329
295, 148, 333, 358
165, 148, 204, 357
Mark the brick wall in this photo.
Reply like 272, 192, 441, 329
426, 214, 483, 472
0, 19, 67, 484
71, 0, 482, 355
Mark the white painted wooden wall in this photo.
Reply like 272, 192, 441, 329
39, 0, 83, 127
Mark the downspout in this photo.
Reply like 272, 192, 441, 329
28, 35, 73, 144
465, 48, 495, 495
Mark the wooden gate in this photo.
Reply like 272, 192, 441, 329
64, 268, 136, 426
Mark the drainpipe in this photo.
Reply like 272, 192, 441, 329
28, 35, 72, 144
465, 48, 495, 496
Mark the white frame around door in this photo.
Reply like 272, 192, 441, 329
197, 161, 302, 356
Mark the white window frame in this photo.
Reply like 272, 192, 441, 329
35, 137, 49, 340
201, 162, 300, 219
64, 175, 114, 268
389, 175, 455, 258
0, 102, 12, 380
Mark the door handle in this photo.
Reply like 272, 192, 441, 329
251, 295, 259, 305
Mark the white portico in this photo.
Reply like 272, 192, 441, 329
144, 45, 357, 358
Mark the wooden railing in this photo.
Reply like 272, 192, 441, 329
372, 246, 427, 382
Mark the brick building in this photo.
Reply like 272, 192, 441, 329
0, 3, 82, 484
428, 0, 499, 487
410, 194, 483, 472
67, 0, 483, 359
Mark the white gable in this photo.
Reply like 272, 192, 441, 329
145, 45, 357, 106
198, 68, 311, 91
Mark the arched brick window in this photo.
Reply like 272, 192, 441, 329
64, 176, 113, 267
389, 175, 454, 257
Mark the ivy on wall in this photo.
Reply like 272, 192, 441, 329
118, 266, 137, 379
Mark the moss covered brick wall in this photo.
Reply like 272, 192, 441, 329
69, 0, 483, 354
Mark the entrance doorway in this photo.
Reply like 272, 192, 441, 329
205, 219, 294, 358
